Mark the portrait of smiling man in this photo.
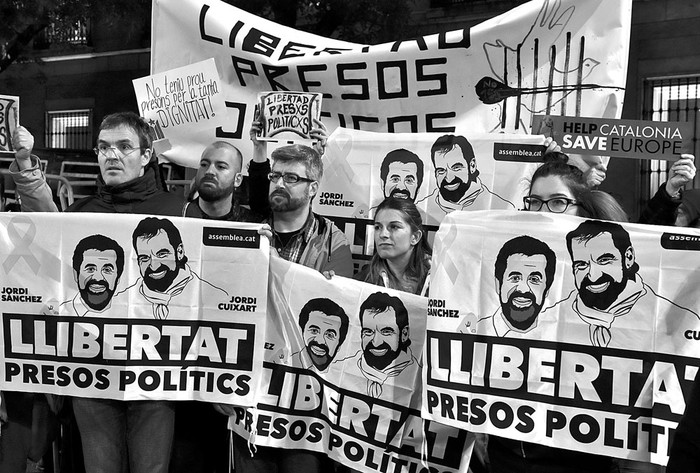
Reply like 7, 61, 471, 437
379, 148, 424, 202
290, 297, 349, 372
330, 291, 419, 400
63, 234, 125, 316
418, 134, 514, 219
477, 235, 556, 337
132, 216, 227, 320
559, 220, 699, 349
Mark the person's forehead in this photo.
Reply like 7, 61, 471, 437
81, 249, 118, 264
272, 160, 307, 176
572, 232, 616, 253
307, 311, 341, 328
505, 254, 547, 273
388, 161, 418, 175
435, 147, 467, 165
98, 125, 140, 144
202, 147, 239, 167
530, 175, 574, 199
363, 307, 398, 327
374, 209, 408, 226
137, 230, 172, 249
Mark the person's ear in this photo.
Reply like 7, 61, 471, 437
401, 326, 409, 344
233, 172, 243, 188
309, 180, 319, 199
73, 269, 79, 284
623, 246, 635, 270
140, 148, 152, 168
469, 157, 477, 174
176, 243, 185, 261
410, 229, 422, 246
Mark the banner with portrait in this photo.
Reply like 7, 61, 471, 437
0, 213, 269, 405
424, 210, 700, 465
229, 256, 474, 472
316, 128, 545, 265
151, 0, 631, 168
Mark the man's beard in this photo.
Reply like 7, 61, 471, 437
388, 188, 413, 201
197, 177, 234, 202
79, 280, 116, 311
579, 273, 627, 311
501, 291, 542, 332
363, 341, 403, 371
439, 175, 473, 203
143, 261, 183, 293
305, 341, 334, 371
269, 188, 309, 212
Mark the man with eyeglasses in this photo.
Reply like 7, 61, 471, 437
248, 120, 353, 276
10, 112, 182, 473
229, 120, 352, 473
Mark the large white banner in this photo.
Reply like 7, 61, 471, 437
0, 213, 269, 405
424, 210, 700, 465
151, 0, 631, 167
230, 256, 474, 472
316, 129, 545, 264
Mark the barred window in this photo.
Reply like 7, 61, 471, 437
45, 110, 93, 149
641, 77, 700, 202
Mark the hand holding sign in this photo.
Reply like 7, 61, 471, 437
666, 154, 696, 197
11, 126, 34, 170
257, 91, 322, 141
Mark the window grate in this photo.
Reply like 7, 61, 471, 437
45, 110, 93, 150
641, 77, 700, 205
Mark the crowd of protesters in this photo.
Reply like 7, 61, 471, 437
0, 111, 698, 473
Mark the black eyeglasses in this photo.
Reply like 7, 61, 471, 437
523, 196, 578, 213
268, 172, 315, 184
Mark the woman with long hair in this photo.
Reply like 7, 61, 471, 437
355, 197, 431, 295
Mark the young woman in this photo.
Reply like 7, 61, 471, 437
355, 197, 431, 295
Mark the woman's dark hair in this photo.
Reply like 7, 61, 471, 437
577, 190, 629, 222
528, 156, 588, 215
361, 197, 431, 294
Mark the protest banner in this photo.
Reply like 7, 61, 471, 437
0, 213, 269, 405
256, 91, 322, 141
229, 255, 474, 472
133, 58, 227, 161
532, 114, 694, 160
424, 210, 700, 465
151, 0, 631, 167
315, 128, 545, 264
0, 94, 19, 155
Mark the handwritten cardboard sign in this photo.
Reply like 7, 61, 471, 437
532, 115, 693, 160
257, 91, 322, 141
133, 58, 227, 137
0, 95, 19, 155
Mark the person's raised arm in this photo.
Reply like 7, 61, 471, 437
665, 154, 696, 198
639, 154, 695, 225
247, 119, 271, 216
9, 126, 59, 212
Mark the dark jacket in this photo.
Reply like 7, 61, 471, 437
638, 182, 681, 226
67, 161, 183, 216
183, 196, 263, 222
248, 158, 353, 277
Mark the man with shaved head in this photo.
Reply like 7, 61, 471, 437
184, 140, 261, 222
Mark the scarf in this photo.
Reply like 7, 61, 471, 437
574, 276, 646, 347
357, 348, 415, 398
139, 265, 193, 319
